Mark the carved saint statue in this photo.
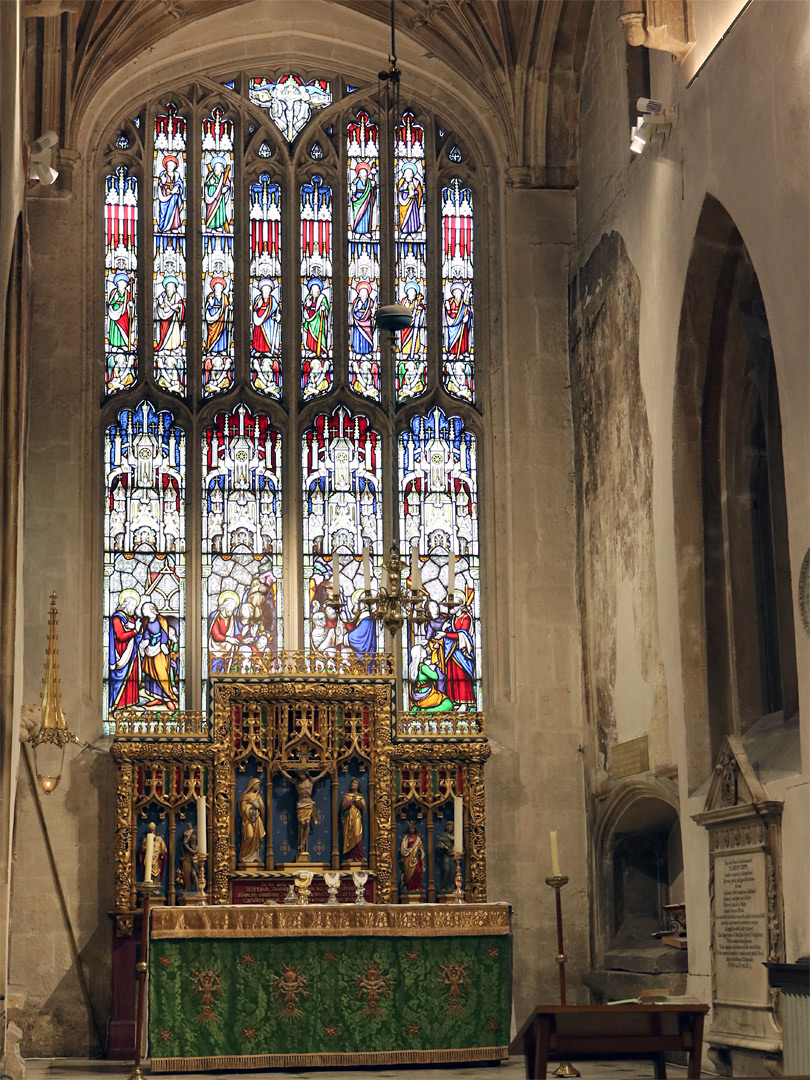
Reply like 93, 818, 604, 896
139, 821, 167, 885
178, 822, 200, 894
279, 765, 329, 858
437, 820, 457, 894
340, 777, 366, 864
400, 820, 425, 893
238, 778, 266, 865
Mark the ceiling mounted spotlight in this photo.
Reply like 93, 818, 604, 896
28, 129, 59, 185
630, 100, 675, 156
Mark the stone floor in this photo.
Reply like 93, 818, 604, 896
24, 1057, 702, 1079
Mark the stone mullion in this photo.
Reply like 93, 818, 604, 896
332, 115, 349, 400
285, 151, 303, 651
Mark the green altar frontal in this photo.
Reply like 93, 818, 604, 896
149, 903, 512, 1072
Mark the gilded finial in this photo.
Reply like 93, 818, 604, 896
33, 592, 79, 755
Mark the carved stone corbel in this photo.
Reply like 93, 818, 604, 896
619, 0, 695, 62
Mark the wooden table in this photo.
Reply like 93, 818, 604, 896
510, 1003, 709, 1079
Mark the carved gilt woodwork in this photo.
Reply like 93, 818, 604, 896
111, 657, 489, 931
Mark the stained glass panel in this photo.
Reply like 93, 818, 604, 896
103, 402, 186, 733
105, 166, 138, 394
153, 103, 187, 394
202, 405, 282, 690
300, 175, 333, 398
399, 408, 480, 713
394, 111, 427, 401
302, 406, 382, 656
249, 75, 331, 143
347, 111, 380, 401
201, 107, 235, 396
441, 178, 474, 401
249, 173, 282, 397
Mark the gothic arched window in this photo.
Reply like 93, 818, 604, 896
101, 74, 481, 733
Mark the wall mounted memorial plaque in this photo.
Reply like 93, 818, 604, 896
693, 736, 784, 1076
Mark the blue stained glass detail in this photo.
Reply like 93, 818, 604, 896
222, 80, 235, 90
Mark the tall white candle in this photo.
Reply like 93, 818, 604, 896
410, 544, 422, 589
447, 551, 455, 599
362, 546, 371, 592
550, 830, 560, 876
454, 795, 463, 853
332, 551, 340, 596
143, 831, 155, 884
196, 796, 207, 856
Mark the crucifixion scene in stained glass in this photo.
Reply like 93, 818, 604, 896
249, 74, 332, 143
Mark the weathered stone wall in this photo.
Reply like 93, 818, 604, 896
569, 231, 669, 777
574, 0, 810, 1057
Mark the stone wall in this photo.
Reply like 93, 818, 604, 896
573, 0, 810, 1063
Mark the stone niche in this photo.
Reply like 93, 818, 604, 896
585, 779, 687, 1003
693, 736, 784, 1077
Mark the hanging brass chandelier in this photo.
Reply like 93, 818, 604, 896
30, 593, 80, 793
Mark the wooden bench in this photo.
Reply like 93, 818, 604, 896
509, 1003, 709, 1079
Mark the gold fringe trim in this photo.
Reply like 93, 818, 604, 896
150, 1045, 509, 1072
152, 924, 508, 939
151, 902, 511, 938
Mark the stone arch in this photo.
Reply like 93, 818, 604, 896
592, 778, 680, 963
673, 195, 798, 794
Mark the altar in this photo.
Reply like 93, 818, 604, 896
107, 651, 499, 1065
148, 903, 511, 1072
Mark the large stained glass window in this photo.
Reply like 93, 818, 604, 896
394, 111, 427, 401
301, 175, 333, 399
441, 178, 474, 401
399, 408, 480, 712
302, 406, 382, 657
347, 111, 380, 401
103, 402, 186, 733
104, 166, 138, 394
102, 79, 483, 726
153, 103, 187, 394
201, 107, 235, 396
249, 173, 282, 397
202, 405, 282, 689
249, 74, 332, 143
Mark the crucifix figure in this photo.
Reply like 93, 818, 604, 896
278, 765, 329, 860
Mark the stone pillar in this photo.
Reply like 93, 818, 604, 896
484, 180, 586, 1022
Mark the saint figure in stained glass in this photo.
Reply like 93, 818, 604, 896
104, 166, 138, 394
302, 407, 382, 657
156, 155, 184, 232
399, 408, 480, 715
202, 405, 282, 684
394, 112, 427, 400
249, 173, 282, 396
153, 104, 187, 392
441, 178, 474, 399
301, 175, 333, 398
347, 111, 381, 400
104, 402, 186, 731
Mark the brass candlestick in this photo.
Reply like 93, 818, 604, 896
545, 874, 580, 1078
448, 851, 465, 904
194, 852, 207, 902
131, 880, 159, 1080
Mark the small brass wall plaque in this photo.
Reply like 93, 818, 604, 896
611, 734, 649, 778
